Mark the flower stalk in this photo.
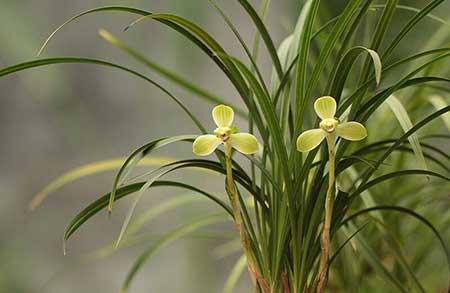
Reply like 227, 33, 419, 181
225, 144, 266, 292
316, 134, 336, 293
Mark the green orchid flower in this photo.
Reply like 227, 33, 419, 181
296, 96, 367, 152
193, 105, 259, 156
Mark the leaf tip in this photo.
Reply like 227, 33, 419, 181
27, 193, 44, 212
98, 29, 115, 43
375, 76, 381, 86
36, 48, 44, 58
123, 16, 146, 32
98, 28, 108, 37
63, 238, 67, 256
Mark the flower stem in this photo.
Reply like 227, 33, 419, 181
224, 144, 266, 292
316, 134, 336, 293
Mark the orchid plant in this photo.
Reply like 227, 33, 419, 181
1, 0, 449, 292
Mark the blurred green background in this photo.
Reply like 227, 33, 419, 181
0, 0, 448, 292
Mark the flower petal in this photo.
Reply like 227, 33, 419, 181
314, 96, 337, 120
336, 122, 367, 141
229, 133, 259, 155
296, 129, 327, 152
193, 135, 222, 156
212, 104, 234, 127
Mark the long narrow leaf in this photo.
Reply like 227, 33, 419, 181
122, 213, 228, 292
341, 205, 450, 284
0, 58, 206, 134
28, 157, 174, 211
64, 180, 233, 244
386, 95, 428, 172
98, 29, 246, 117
